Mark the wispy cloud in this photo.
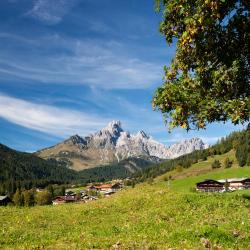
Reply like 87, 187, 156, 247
26, 0, 78, 25
0, 93, 109, 137
0, 33, 164, 89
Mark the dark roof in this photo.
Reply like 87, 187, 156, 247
196, 179, 223, 185
0, 195, 9, 201
217, 178, 250, 183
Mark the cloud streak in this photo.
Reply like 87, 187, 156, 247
0, 93, 109, 137
0, 33, 164, 89
26, 0, 78, 25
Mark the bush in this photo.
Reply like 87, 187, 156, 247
23, 190, 35, 206
224, 157, 233, 168
176, 165, 183, 172
211, 160, 221, 169
12, 189, 24, 206
35, 191, 52, 205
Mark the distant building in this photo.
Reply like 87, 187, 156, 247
196, 180, 224, 192
65, 191, 76, 196
88, 183, 122, 193
0, 195, 12, 206
52, 196, 66, 205
52, 194, 78, 205
217, 178, 250, 191
196, 178, 250, 192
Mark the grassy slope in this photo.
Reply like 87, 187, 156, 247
1, 152, 250, 250
157, 150, 250, 192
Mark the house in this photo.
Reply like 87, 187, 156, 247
65, 195, 78, 203
88, 184, 112, 192
217, 178, 250, 191
111, 183, 122, 191
196, 179, 224, 192
81, 195, 98, 202
242, 178, 250, 189
87, 185, 98, 191
52, 194, 78, 205
0, 195, 12, 206
65, 190, 76, 196
196, 178, 250, 192
52, 196, 66, 205
88, 183, 122, 193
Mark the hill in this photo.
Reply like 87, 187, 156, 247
78, 155, 159, 183
0, 150, 249, 249
0, 143, 77, 194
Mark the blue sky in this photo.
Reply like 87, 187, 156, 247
0, 0, 246, 152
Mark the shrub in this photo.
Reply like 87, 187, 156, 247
224, 157, 233, 168
23, 190, 35, 206
35, 191, 52, 205
211, 160, 221, 169
12, 189, 24, 206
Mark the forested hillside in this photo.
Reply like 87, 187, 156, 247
0, 144, 155, 195
78, 156, 155, 183
0, 127, 249, 195
0, 144, 77, 194
134, 126, 250, 182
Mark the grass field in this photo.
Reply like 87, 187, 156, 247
1, 152, 250, 249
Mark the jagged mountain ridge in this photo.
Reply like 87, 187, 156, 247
37, 121, 209, 170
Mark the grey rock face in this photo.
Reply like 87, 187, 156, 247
70, 120, 208, 161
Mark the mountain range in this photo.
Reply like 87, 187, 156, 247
37, 121, 209, 171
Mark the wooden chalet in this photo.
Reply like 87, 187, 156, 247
242, 178, 250, 189
88, 183, 122, 193
196, 177, 250, 192
218, 178, 250, 190
111, 183, 122, 190
52, 196, 66, 205
52, 194, 78, 205
0, 195, 12, 206
196, 179, 224, 192
64, 195, 77, 203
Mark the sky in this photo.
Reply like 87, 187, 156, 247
0, 0, 246, 152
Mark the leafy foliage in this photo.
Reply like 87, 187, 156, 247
35, 191, 52, 206
153, 0, 250, 130
235, 125, 250, 166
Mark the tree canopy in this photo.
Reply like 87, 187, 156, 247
153, 0, 250, 130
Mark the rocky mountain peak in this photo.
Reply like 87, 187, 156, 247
136, 130, 149, 139
104, 120, 123, 136
37, 120, 209, 170
69, 134, 86, 145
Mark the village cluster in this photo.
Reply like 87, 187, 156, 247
196, 178, 250, 192
52, 182, 123, 205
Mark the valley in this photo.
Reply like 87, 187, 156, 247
1, 150, 249, 249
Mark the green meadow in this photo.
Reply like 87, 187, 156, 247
1, 153, 250, 250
